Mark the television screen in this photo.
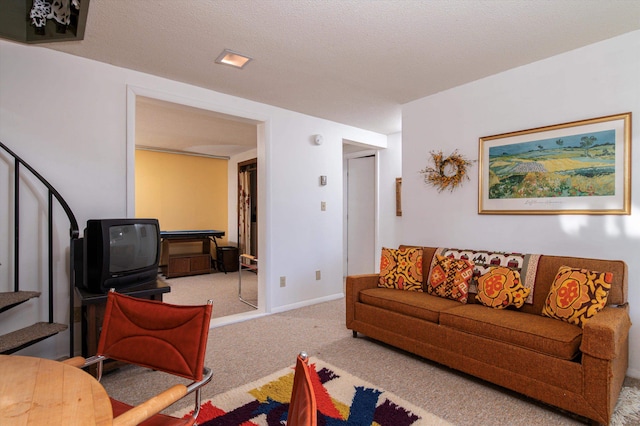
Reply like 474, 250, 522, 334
109, 223, 158, 273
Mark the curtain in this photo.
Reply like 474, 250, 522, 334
239, 171, 251, 255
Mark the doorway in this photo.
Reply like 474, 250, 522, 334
127, 88, 265, 321
238, 159, 258, 258
345, 154, 377, 276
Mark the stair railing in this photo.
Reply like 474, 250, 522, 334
0, 141, 79, 357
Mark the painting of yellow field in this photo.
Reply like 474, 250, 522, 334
488, 129, 615, 199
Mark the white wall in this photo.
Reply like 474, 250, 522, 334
378, 132, 402, 249
402, 30, 640, 378
0, 40, 387, 359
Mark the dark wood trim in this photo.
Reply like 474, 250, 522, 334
238, 158, 257, 170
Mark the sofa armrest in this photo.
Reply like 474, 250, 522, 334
345, 274, 379, 329
580, 304, 631, 360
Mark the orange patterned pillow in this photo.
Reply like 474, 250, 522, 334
427, 254, 473, 303
378, 247, 423, 291
476, 266, 531, 309
541, 266, 612, 328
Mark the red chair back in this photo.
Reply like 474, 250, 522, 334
287, 353, 317, 426
97, 292, 212, 381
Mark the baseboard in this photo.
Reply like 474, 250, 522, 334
209, 310, 270, 328
627, 366, 640, 380
207, 292, 344, 329
270, 292, 344, 314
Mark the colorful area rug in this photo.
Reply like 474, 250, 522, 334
172, 358, 451, 425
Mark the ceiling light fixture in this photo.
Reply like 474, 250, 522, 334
215, 49, 252, 69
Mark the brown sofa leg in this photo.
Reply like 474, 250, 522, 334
352, 331, 358, 338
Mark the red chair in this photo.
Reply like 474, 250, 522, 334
287, 351, 317, 426
67, 290, 213, 426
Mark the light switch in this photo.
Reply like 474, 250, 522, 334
321, 201, 326, 211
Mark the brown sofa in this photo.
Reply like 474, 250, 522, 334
346, 246, 631, 425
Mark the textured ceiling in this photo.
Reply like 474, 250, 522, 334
43, 0, 640, 150
135, 96, 258, 157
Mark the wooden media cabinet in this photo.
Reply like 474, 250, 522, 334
159, 230, 225, 278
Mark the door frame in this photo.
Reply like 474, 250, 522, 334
238, 158, 258, 258
343, 149, 380, 278
125, 85, 270, 319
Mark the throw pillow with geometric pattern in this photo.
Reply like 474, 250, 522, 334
541, 266, 612, 328
427, 254, 473, 303
476, 266, 531, 309
378, 247, 423, 291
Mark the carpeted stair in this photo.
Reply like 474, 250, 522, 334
0, 291, 41, 313
0, 292, 68, 354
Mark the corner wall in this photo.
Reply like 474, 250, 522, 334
0, 40, 387, 359
401, 30, 640, 377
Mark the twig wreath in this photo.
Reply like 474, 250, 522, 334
419, 150, 475, 192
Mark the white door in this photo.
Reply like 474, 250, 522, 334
346, 155, 375, 275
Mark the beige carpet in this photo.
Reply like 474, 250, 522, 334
101, 297, 639, 425
160, 269, 257, 318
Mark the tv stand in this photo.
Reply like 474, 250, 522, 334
76, 280, 170, 376
159, 230, 225, 278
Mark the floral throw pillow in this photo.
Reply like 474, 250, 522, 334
476, 266, 531, 309
378, 247, 423, 291
541, 266, 612, 328
427, 254, 473, 303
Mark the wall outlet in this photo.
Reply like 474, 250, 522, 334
315, 270, 321, 280
280, 276, 286, 287
321, 201, 326, 211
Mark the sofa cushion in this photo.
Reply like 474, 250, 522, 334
427, 254, 473, 303
476, 267, 531, 309
430, 247, 540, 304
359, 288, 460, 323
541, 266, 612, 328
378, 247, 423, 291
440, 304, 583, 360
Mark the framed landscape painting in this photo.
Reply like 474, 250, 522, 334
478, 113, 631, 215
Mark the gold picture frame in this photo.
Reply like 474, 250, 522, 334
478, 112, 631, 215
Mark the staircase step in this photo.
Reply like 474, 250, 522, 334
0, 291, 41, 314
0, 322, 68, 354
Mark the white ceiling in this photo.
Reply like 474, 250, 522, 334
43, 1, 640, 154
135, 96, 258, 158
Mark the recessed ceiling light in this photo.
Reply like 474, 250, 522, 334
215, 49, 252, 69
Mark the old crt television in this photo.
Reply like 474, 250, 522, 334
77, 218, 160, 293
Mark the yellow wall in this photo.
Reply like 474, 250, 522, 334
135, 150, 228, 245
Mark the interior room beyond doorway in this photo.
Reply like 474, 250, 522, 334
132, 95, 260, 319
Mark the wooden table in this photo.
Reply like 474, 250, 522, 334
0, 355, 112, 425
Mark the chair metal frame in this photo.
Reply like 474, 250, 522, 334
238, 253, 258, 309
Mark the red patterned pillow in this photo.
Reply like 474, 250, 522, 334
476, 266, 531, 309
378, 247, 423, 291
541, 266, 612, 328
427, 254, 473, 303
